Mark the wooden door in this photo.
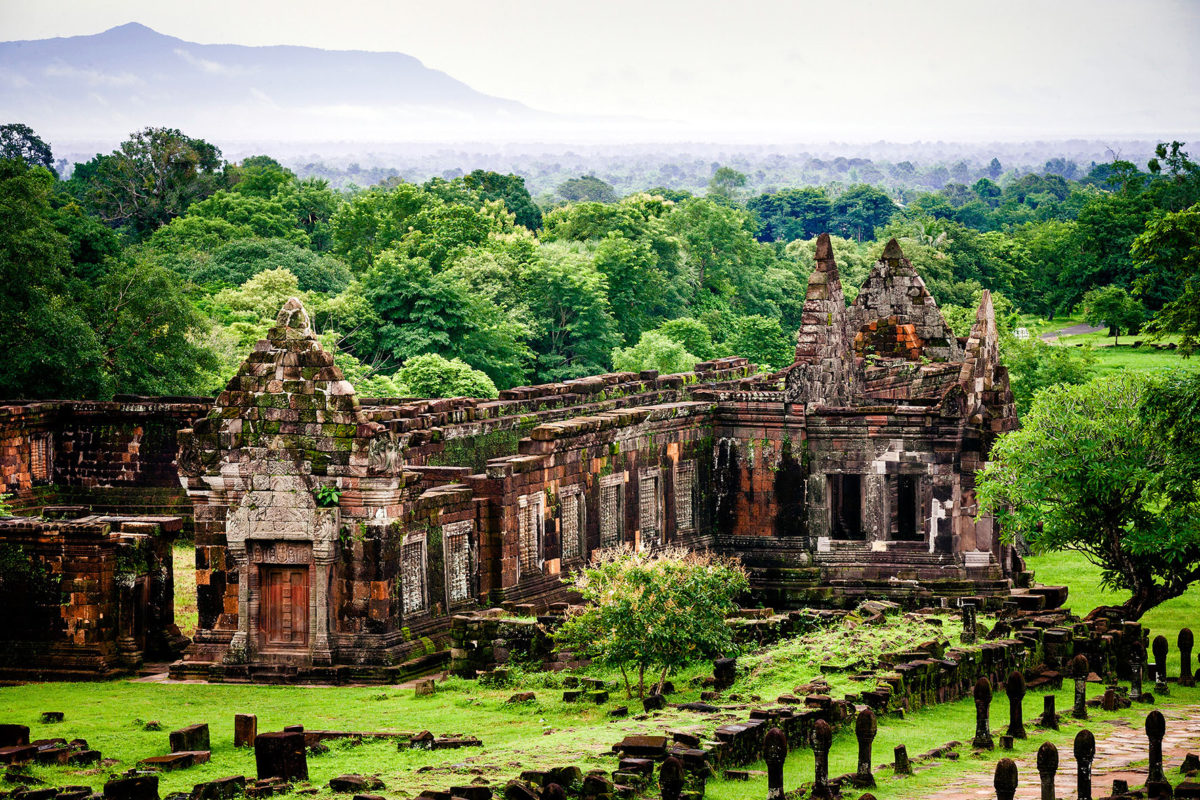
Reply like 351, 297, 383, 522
260, 566, 309, 648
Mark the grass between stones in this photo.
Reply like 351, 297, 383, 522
3, 557, 1196, 799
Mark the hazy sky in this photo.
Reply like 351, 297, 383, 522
3, 0, 1199, 140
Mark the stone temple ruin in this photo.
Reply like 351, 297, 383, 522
0, 236, 1022, 681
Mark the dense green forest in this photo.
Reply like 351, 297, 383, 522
2, 123, 1198, 404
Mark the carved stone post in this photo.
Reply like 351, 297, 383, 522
1130, 642, 1145, 702
1146, 710, 1166, 784
659, 755, 684, 800
1040, 695, 1058, 730
893, 744, 911, 776
994, 757, 1018, 800
1036, 742, 1058, 800
855, 708, 877, 788
1152, 635, 1169, 696
812, 719, 832, 800
1005, 670, 1026, 739
1182, 628, 1196, 688
1071, 654, 1089, 720
763, 727, 787, 800
1074, 729, 1095, 800
961, 601, 978, 645
973, 677, 994, 750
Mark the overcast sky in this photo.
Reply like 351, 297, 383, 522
3, 0, 1199, 140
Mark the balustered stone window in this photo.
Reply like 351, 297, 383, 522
517, 493, 544, 578
560, 485, 585, 562
675, 460, 697, 532
599, 473, 625, 548
443, 520, 473, 604
401, 534, 427, 613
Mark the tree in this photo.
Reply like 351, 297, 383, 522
726, 315, 793, 371
0, 158, 106, 398
654, 318, 715, 360
463, 170, 542, 230
1000, 338, 1095, 416
195, 238, 351, 293
747, 188, 832, 242
707, 166, 747, 204
397, 353, 497, 399
830, 185, 896, 241
1077, 285, 1144, 344
612, 332, 698, 375
522, 248, 620, 382
1, 123, 54, 173
554, 547, 748, 698
978, 372, 1200, 618
74, 127, 226, 238
557, 175, 618, 204
1132, 203, 1200, 354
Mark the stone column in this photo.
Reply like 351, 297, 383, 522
1181, 628, 1195, 688
1036, 742, 1058, 800
1146, 710, 1166, 784
659, 755, 684, 800
1005, 670, 1026, 739
1040, 695, 1057, 730
1071, 654, 1089, 719
893, 744, 911, 776
1130, 642, 1145, 702
994, 758, 1018, 800
1074, 729, 1095, 800
973, 677, 994, 750
855, 708, 877, 788
309, 508, 339, 666
812, 719, 832, 800
763, 728, 787, 800
961, 601, 978, 645
1152, 635, 1169, 696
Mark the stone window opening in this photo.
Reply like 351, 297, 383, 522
892, 474, 924, 542
674, 460, 697, 533
639, 468, 662, 551
559, 485, 585, 563
599, 472, 625, 549
30, 433, 52, 484
401, 533, 428, 615
517, 493, 544, 579
828, 474, 864, 541
443, 520, 473, 606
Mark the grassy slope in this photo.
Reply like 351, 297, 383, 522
3, 555, 1197, 798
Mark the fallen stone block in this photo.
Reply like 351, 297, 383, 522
104, 775, 159, 800
169, 725, 210, 754
0, 726, 30, 748
234, 715, 257, 748
0, 745, 37, 765
139, 752, 211, 772
329, 775, 384, 793
39, 713, 63, 725
254, 732, 307, 782
190, 776, 246, 800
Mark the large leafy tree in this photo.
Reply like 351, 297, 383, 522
830, 184, 897, 241
396, 353, 497, 399
978, 372, 1200, 618
612, 331, 699, 375
72, 127, 226, 239
1133, 203, 1200, 354
555, 548, 748, 698
462, 169, 542, 230
1, 123, 54, 173
747, 187, 832, 242
1077, 285, 1144, 344
522, 248, 620, 382
556, 175, 618, 203
0, 158, 106, 398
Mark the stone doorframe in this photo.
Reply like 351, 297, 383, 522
224, 496, 339, 666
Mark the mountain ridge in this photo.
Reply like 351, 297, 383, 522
0, 23, 546, 141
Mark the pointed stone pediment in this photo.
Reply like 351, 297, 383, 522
850, 240, 962, 362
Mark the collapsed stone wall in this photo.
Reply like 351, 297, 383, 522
0, 512, 185, 680
0, 398, 207, 526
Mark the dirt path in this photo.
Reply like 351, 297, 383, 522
1040, 323, 1105, 341
923, 705, 1200, 798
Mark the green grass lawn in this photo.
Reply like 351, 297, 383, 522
3, 551, 1195, 799
1027, 550, 1200, 644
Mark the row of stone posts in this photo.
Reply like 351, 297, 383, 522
993, 710, 1172, 800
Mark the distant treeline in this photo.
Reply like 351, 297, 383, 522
3, 123, 1197, 414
